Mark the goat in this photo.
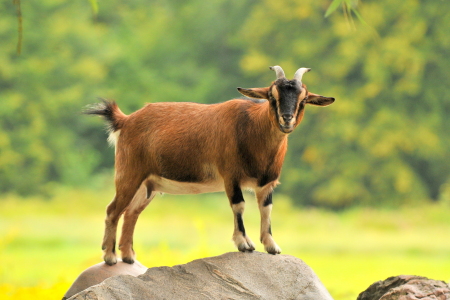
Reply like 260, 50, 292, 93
85, 66, 335, 265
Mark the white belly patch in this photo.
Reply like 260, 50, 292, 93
147, 175, 226, 195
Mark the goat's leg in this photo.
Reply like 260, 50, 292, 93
225, 182, 255, 252
102, 177, 143, 266
119, 183, 156, 264
256, 190, 281, 254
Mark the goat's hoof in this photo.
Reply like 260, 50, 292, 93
122, 256, 135, 264
103, 253, 118, 266
234, 234, 255, 252
120, 247, 136, 264
237, 242, 255, 252
265, 244, 282, 255
245, 237, 256, 251
104, 258, 118, 266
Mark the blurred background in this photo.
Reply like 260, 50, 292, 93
0, 0, 449, 299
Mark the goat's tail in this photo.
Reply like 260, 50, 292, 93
84, 99, 128, 145
84, 99, 127, 132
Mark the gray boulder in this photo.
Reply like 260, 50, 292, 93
357, 275, 450, 300
67, 251, 333, 300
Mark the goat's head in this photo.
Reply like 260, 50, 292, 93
237, 66, 335, 133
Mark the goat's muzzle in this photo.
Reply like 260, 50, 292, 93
279, 115, 295, 133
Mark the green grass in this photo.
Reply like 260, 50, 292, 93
1, 186, 449, 300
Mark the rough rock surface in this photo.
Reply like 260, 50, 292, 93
68, 251, 333, 300
357, 275, 450, 300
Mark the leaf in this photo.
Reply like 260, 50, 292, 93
325, 0, 343, 17
88, 0, 99, 17
351, 7, 368, 26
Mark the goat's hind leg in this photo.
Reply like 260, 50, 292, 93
119, 182, 156, 264
102, 177, 143, 265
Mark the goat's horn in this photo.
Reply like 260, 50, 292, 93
293, 67, 311, 83
269, 65, 286, 79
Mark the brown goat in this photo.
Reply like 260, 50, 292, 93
86, 66, 335, 265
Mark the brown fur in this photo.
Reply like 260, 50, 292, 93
116, 100, 285, 183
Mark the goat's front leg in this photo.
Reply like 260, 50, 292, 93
226, 182, 255, 252
257, 190, 281, 254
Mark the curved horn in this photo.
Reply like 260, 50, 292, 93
269, 65, 286, 79
293, 67, 311, 83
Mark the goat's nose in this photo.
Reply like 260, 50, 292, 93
282, 114, 293, 123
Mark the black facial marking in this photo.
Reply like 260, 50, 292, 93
231, 183, 245, 205
263, 193, 273, 207
236, 213, 246, 236
272, 79, 302, 119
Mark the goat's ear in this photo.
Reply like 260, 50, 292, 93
305, 92, 335, 106
237, 87, 270, 100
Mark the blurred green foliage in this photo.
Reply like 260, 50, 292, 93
1, 0, 449, 208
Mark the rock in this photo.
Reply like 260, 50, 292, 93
63, 259, 147, 299
67, 251, 333, 300
357, 275, 450, 300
